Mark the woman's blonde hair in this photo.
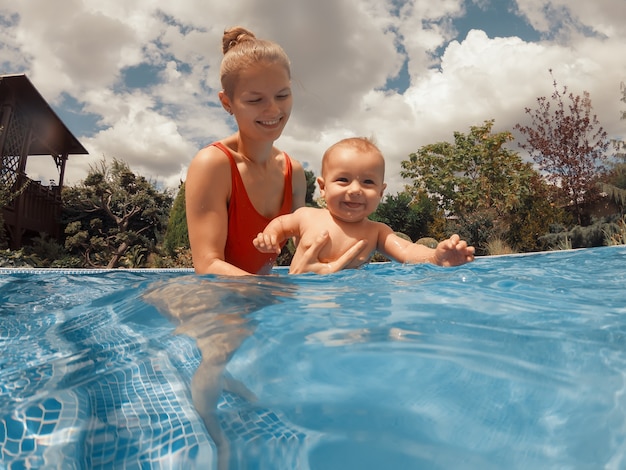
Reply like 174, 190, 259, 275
220, 26, 291, 97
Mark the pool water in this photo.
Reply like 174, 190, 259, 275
1, 246, 625, 469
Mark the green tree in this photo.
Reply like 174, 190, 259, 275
305, 169, 320, 207
507, 172, 569, 252
515, 71, 610, 225
599, 156, 626, 215
163, 181, 189, 256
62, 158, 173, 268
370, 191, 436, 242
400, 120, 559, 253
599, 82, 626, 215
401, 120, 534, 218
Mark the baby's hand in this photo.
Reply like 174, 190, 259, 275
434, 234, 475, 266
253, 232, 282, 254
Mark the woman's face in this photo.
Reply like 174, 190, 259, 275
222, 61, 292, 143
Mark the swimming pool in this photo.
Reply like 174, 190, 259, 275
1, 246, 625, 469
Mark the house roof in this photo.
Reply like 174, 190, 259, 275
0, 73, 88, 156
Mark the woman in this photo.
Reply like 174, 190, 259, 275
186, 26, 364, 275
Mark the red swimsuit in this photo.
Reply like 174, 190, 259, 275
212, 142, 293, 274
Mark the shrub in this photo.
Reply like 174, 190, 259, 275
416, 237, 438, 248
486, 238, 516, 255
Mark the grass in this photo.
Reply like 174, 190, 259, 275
485, 238, 516, 256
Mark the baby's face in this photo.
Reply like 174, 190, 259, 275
318, 147, 386, 223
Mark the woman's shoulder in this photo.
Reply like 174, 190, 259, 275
276, 147, 302, 168
191, 142, 232, 168
186, 143, 234, 193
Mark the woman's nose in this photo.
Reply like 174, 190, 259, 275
265, 98, 280, 114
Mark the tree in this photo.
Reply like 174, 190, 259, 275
163, 181, 189, 256
305, 169, 320, 207
401, 121, 536, 217
507, 172, 569, 252
401, 120, 555, 253
515, 71, 610, 225
370, 191, 437, 242
599, 81, 626, 215
62, 158, 173, 268
599, 156, 626, 216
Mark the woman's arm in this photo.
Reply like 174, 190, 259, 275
290, 158, 307, 211
186, 146, 251, 275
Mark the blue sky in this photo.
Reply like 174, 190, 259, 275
1, 0, 624, 194
454, 1, 540, 42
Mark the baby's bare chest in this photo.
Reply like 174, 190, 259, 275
299, 224, 378, 268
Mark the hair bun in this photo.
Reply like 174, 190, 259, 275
222, 26, 256, 54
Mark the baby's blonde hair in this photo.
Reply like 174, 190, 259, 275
321, 137, 385, 177
220, 26, 291, 97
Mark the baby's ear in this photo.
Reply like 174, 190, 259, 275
379, 182, 387, 197
317, 177, 326, 192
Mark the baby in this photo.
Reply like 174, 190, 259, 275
253, 137, 475, 272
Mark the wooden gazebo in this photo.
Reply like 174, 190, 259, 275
0, 74, 88, 249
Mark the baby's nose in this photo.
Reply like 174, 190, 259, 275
347, 183, 362, 195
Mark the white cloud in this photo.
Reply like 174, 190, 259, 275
515, 0, 626, 38
1, 0, 624, 197
397, 0, 465, 79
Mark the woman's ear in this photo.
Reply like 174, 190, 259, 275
218, 91, 232, 115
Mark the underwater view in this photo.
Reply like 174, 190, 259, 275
1, 246, 625, 469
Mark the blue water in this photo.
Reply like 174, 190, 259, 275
1, 247, 625, 469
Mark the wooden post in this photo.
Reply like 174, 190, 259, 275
11, 127, 32, 249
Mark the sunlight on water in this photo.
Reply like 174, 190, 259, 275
1, 246, 625, 469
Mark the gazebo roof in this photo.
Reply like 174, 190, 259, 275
0, 73, 88, 156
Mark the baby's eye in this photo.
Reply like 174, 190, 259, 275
363, 179, 375, 185
336, 177, 349, 183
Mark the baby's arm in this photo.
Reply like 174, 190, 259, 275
430, 235, 475, 266
378, 226, 475, 266
253, 211, 302, 254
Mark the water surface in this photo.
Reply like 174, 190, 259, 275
1, 247, 625, 469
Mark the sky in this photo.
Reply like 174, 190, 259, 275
1, 0, 625, 196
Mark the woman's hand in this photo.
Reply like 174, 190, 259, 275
289, 231, 368, 274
